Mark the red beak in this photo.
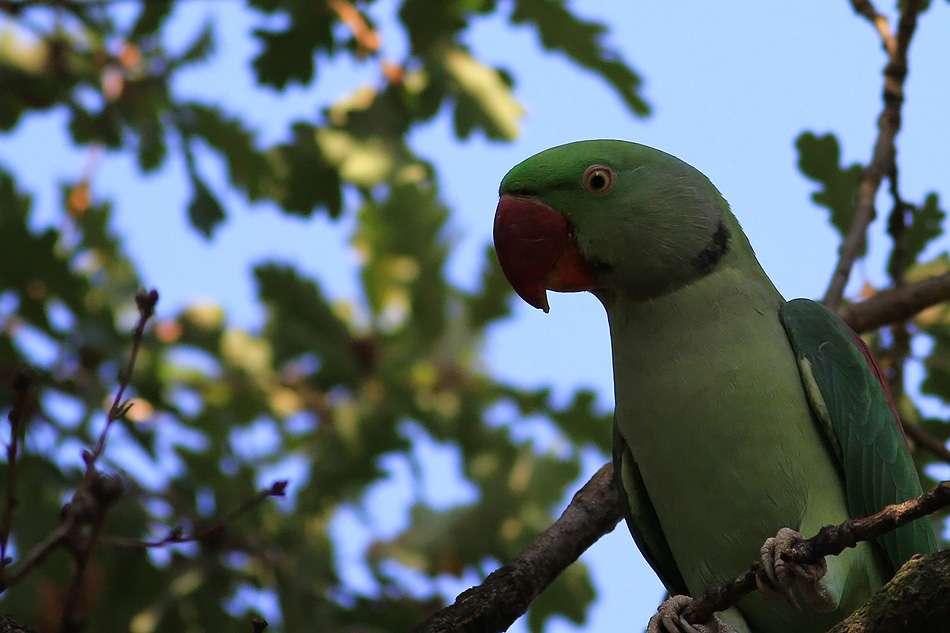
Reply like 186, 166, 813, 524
493, 196, 600, 312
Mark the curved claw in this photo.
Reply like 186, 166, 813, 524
646, 595, 737, 633
757, 527, 834, 613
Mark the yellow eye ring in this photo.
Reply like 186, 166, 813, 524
582, 165, 615, 195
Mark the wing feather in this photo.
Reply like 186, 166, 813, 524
780, 299, 936, 571
613, 418, 689, 595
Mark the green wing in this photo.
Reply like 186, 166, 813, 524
780, 298, 937, 571
613, 418, 688, 595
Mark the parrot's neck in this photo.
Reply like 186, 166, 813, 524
597, 208, 779, 315
601, 247, 785, 384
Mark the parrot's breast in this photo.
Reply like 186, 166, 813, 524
607, 267, 880, 633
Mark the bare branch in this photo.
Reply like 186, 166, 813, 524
89, 289, 158, 464
0, 370, 32, 578
102, 481, 288, 551
0, 614, 42, 633
848, 0, 895, 54
54, 290, 156, 630
903, 421, 950, 466
57, 474, 120, 633
836, 271, 950, 333
412, 461, 949, 633
327, 0, 380, 55
823, 0, 926, 308
828, 550, 950, 632
0, 522, 72, 591
412, 463, 622, 633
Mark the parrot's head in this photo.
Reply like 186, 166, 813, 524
493, 140, 734, 311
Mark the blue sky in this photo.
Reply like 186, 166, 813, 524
3, 1, 950, 631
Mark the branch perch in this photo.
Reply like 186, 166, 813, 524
828, 550, 950, 632
835, 271, 950, 334
411, 463, 621, 633
680, 480, 950, 626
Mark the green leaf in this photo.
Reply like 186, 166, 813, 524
252, 14, 333, 89
892, 192, 946, 274
269, 122, 343, 217
796, 132, 864, 243
135, 108, 168, 172
0, 62, 64, 130
550, 388, 611, 453
68, 104, 123, 148
187, 173, 226, 238
253, 263, 359, 383
398, 1, 475, 54
0, 168, 88, 328
921, 326, 950, 403
511, 0, 649, 116
439, 46, 524, 140
355, 182, 449, 336
130, 0, 174, 39
175, 21, 216, 67
183, 103, 272, 200
467, 246, 513, 331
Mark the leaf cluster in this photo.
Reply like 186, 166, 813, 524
0, 1, 642, 631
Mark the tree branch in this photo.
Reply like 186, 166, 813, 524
0, 371, 32, 578
848, 0, 895, 54
827, 550, 950, 633
101, 481, 287, 551
411, 463, 621, 633
680, 479, 950, 626
834, 271, 950, 334
902, 421, 950, 465
413, 459, 949, 633
822, 0, 925, 308
56, 289, 158, 632
89, 289, 158, 465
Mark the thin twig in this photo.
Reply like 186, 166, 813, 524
882, 161, 912, 416
101, 481, 288, 552
56, 289, 157, 630
903, 422, 950, 465
1, 522, 73, 591
1, 370, 32, 577
413, 463, 621, 633
848, 0, 895, 54
836, 271, 950, 333
90, 289, 158, 464
823, 0, 925, 308
327, 0, 380, 55
58, 490, 110, 633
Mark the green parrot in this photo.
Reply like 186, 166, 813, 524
492, 140, 936, 633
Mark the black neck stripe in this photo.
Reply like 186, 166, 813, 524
693, 221, 731, 273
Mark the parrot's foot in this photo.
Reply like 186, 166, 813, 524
757, 527, 835, 613
646, 595, 739, 633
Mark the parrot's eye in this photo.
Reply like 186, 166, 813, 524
582, 165, 615, 195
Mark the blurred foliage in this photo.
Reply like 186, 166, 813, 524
795, 132, 865, 249
0, 2, 947, 633
0, 1, 631, 632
